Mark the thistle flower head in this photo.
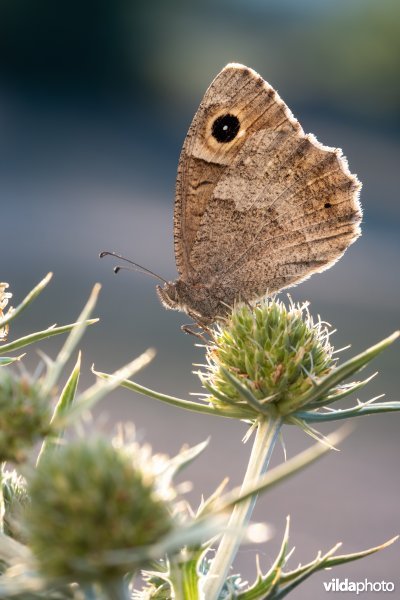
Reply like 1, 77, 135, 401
200, 298, 334, 418
26, 437, 175, 581
0, 370, 52, 462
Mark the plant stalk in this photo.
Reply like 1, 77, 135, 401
202, 416, 282, 600
169, 550, 200, 600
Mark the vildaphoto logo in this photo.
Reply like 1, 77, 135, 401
323, 578, 395, 594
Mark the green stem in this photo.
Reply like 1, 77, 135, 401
202, 416, 282, 600
169, 551, 200, 600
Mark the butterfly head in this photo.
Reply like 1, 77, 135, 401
156, 282, 181, 311
157, 280, 228, 327
156, 280, 207, 314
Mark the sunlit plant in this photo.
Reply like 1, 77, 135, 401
0, 275, 398, 600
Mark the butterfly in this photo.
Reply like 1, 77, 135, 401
103, 63, 362, 329
157, 63, 362, 326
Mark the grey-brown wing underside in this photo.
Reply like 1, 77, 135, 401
174, 63, 301, 280
188, 127, 361, 299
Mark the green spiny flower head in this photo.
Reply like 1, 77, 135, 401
201, 298, 334, 418
26, 437, 175, 581
0, 370, 52, 463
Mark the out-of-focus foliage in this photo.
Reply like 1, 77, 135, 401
299, 0, 400, 120
0, 0, 398, 124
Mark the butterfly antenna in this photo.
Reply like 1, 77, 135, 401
99, 251, 168, 284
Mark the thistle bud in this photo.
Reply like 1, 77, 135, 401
26, 437, 174, 580
0, 371, 51, 463
201, 298, 334, 417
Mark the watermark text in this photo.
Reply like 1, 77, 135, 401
323, 578, 395, 594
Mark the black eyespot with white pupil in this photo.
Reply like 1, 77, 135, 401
211, 114, 240, 143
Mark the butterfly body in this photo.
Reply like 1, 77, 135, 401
157, 279, 238, 326
158, 63, 361, 325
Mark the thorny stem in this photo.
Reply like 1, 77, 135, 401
202, 416, 282, 600
169, 551, 200, 600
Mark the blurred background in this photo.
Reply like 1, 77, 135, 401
1, 0, 399, 597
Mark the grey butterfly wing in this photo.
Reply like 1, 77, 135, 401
178, 65, 361, 304
174, 63, 301, 281
190, 129, 361, 301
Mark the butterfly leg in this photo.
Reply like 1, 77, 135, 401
181, 324, 211, 343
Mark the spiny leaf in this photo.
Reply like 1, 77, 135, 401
0, 355, 25, 366
0, 273, 53, 330
37, 352, 82, 464
295, 399, 400, 423
41, 284, 100, 395
0, 321, 97, 355
94, 369, 246, 419
280, 331, 399, 412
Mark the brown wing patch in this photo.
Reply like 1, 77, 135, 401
187, 127, 361, 299
174, 63, 301, 280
